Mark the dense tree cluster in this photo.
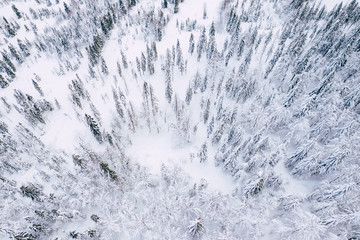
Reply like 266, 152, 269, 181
0, 0, 359, 239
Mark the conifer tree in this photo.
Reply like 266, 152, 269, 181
136, 57, 141, 74
187, 218, 205, 237
164, 49, 173, 103
185, 84, 193, 105
174, 0, 179, 13
11, 5, 21, 19
0, 62, 15, 79
165, 48, 173, 82
203, 99, 210, 124
199, 143, 208, 163
176, 40, 181, 66
0, 75, 8, 88
165, 80, 173, 104
188, 33, 195, 54
101, 57, 109, 75
119, 0, 127, 14
112, 88, 124, 119
141, 52, 146, 73
3, 18, 16, 37
147, 45, 155, 75
172, 45, 176, 65
207, 22, 217, 60
17, 39, 30, 57
1, 52, 16, 72
200, 75, 208, 93
85, 114, 102, 143
88, 64, 95, 78
117, 61, 122, 77
121, 51, 128, 69
64, 2, 70, 15
32, 80, 43, 96
197, 27, 207, 61
9, 44, 22, 64
152, 42, 158, 60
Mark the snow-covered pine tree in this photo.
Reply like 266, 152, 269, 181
188, 33, 195, 55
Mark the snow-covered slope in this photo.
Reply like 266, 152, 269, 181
1, 0, 360, 239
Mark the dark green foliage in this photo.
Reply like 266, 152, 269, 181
3, 17, 16, 37
136, 57, 141, 73
0, 75, 9, 88
2, 63, 16, 79
203, 99, 210, 123
264, 44, 284, 78
88, 230, 97, 238
185, 85, 192, 105
121, 51, 128, 69
163, 0, 168, 8
199, 142, 208, 163
72, 155, 84, 167
209, 21, 215, 37
13, 232, 38, 240
34, 209, 60, 221
69, 231, 79, 239
117, 61, 122, 77
100, 11, 114, 36
30, 224, 45, 233
156, 27, 162, 41
141, 52, 146, 73
244, 178, 265, 197
71, 77, 86, 99
200, 75, 207, 93
212, 121, 225, 145
174, 0, 179, 13
106, 133, 114, 146
207, 22, 217, 59
20, 184, 42, 202
100, 162, 118, 181
188, 33, 195, 54
119, 0, 127, 14
112, 88, 125, 119
176, 39, 183, 67
187, 218, 205, 237
197, 27, 207, 61
9, 44, 23, 64
164, 49, 173, 103
2, 52, 16, 72
87, 35, 105, 66
32, 80, 43, 96
90, 214, 100, 223
152, 42, 158, 60
13, 90, 53, 124
101, 57, 109, 75
64, 3, 70, 15
147, 45, 155, 75
165, 81, 173, 103
12, 5, 21, 19
17, 39, 30, 57
85, 114, 102, 143
88, 65, 95, 78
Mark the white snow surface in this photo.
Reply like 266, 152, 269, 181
2, 0, 356, 238
128, 130, 236, 194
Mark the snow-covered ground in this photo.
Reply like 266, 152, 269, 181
128, 130, 236, 194
1, 0, 359, 238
